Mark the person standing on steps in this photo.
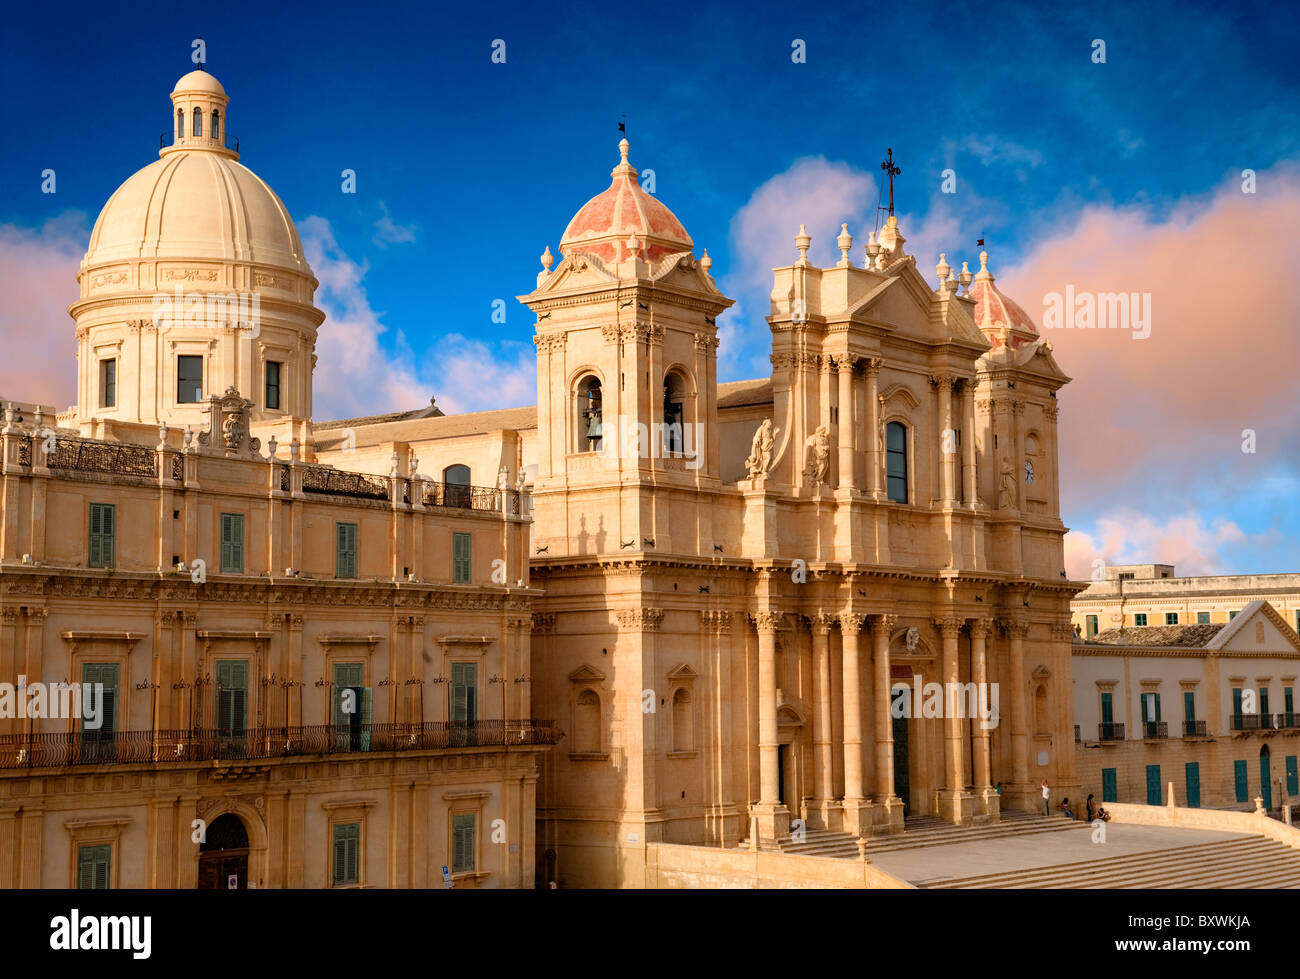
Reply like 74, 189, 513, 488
1086, 793, 1096, 822
1041, 778, 1051, 816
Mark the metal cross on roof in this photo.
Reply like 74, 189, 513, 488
880, 147, 901, 217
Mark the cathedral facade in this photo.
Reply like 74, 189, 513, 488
1, 67, 1083, 890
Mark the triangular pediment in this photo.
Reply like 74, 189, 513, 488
568, 663, 607, 683
1207, 601, 1300, 654
667, 662, 699, 681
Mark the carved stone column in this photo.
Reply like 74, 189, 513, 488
933, 375, 955, 505
969, 618, 999, 822
836, 360, 856, 489
751, 609, 790, 842
1001, 617, 1031, 794
873, 613, 896, 800
963, 380, 979, 505
865, 359, 882, 499
839, 613, 871, 834
935, 616, 971, 824
810, 612, 836, 826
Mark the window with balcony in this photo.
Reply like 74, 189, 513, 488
1141, 691, 1163, 738
444, 465, 471, 509
332, 662, 371, 751
1232, 687, 1244, 730
451, 663, 477, 724
216, 660, 248, 752
80, 662, 119, 763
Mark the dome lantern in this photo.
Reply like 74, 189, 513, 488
165, 68, 234, 158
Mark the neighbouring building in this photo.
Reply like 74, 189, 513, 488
1072, 563, 1300, 639
0, 68, 557, 890
1073, 599, 1300, 812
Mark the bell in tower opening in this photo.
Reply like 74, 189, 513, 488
580, 377, 603, 452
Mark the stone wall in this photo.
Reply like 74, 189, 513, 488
643, 842, 913, 889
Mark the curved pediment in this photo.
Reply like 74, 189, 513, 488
879, 383, 921, 410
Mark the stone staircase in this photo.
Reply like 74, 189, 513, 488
737, 809, 1087, 859
919, 834, 1300, 888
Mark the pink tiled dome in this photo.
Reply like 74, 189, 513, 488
559, 139, 693, 265
968, 250, 1038, 349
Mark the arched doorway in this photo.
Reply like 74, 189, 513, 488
199, 813, 250, 889
1260, 746, 1273, 810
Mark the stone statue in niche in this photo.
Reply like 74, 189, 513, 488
998, 456, 1018, 509
745, 419, 778, 478
803, 424, 830, 487
196, 387, 260, 458
905, 627, 920, 652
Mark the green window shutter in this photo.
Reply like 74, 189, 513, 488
452, 813, 475, 873
333, 823, 360, 885
1232, 688, 1243, 729
220, 513, 244, 574
1288, 757, 1299, 796
77, 844, 111, 889
1154, 693, 1161, 723
453, 532, 471, 583
1100, 692, 1113, 725
1235, 760, 1249, 802
333, 662, 364, 726
451, 663, 477, 723
1197, 611, 1210, 624
336, 523, 358, 579
1145, 765, 1161, 805
1101, 768, 1117, 803
1183, 691, 1195, 722
216, 660, 248, 733
1185, 763, 1201, 808
1261, 688, 1270, 717
88, 503, 115, 568
81, 662, 119, 736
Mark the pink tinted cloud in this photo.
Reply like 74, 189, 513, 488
0, 215, 85, 408
997, 167, 1300, 515
1063, 509, 1249, 580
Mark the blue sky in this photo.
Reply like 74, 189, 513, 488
0, 0, 1296, 575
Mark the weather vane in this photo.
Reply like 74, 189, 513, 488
618, 114, 626, 138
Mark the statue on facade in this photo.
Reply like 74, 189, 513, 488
196, 387, 260, 458
497, 466, 511, 491
745, 419, 778, 478
803, 424, 830, 487
998, 457, 1018, 509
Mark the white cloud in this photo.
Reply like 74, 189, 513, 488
372, 201, 416, 248
1065, 509, 1250, 580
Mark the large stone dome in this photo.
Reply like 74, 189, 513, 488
84, 151, 309, 274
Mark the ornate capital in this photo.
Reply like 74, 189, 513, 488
838, 612, 867, 634
864, 357, 881, 377
753, 609, 784, 635
26, 607, 49, 625
531, 612, 556, 633
1050, 623, 1074, 641
874, 612, 898, 633
615, 607, 664, 632
836, 357, 856, 376
967, 617, 992, 640
929, 373, 955, 391
0, 608, 17, 626
999, 617, 1030, 639
934, 616, 963, 638
698, 609, 733, 633
808, 611, 836, 635
770, 352, 796, 371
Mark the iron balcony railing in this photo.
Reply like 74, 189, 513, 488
1098, 722, 1125, 742
1183, 719, 1207, 737
1142, 720, 1169, 739
0, 720, 563, 771
18, 434, 157, 477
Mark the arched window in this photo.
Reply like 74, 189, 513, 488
662, 372, 686, 454
443, 464, 471, 508
672, 688, 693, 753
176, 108, 184, 139
575, 689, 601, 753
886, 421, 908, 503
575, 375, 603, 453
192, 108, 203, 137
211, 109, 220, 141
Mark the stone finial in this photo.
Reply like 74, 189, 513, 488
267, 435, 278, 460
618, 137, 630, 166
975, 249, 994, 282
33, 407, 43, 430
836, 223, 854, 267
290, 437, 300, 464
794, 224, 811, 265
2, 403, 14, 431
700, 249, 712, 274
936, 252, 951, 288
627, 234, 642, 258
389, 451, 400, 478
540, 245, 553, 272
158, 422, 168, 449
183, 425, 194, 452
959, 260, 973, 295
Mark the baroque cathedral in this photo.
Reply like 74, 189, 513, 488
0, 67, 1081, 889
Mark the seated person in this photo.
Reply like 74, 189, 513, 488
1060, 797, 1076, 819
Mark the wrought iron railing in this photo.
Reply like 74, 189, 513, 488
300, 464, 389, 501
422, 480, 520, 513
1098, 722, 1125, 742
1142, 720, 1169, 739
19, 435, 158, 477
1183, 719, 1207, 737
0, 720, 563, 771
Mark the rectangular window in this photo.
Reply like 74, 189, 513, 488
1234, 759, 1249, 802
1232, 687, 1244, 730
451, 662, 477, 724
452, 813, 476, 874
215, 659, 248, 736
1085, 614, 1098, 638
177, 355, 203, 403
885, 423, 908, 504
100, 359, 117, 408
220, 513, 244, 574
1289, 757, 1299, 797
1134, 613, 1148, 626
1183, 690, 1195, 735
77, 844, 111, 890
332, 662, 371, 751
265, 360, 281, 410
332, 822, 360, 886
336, 522, 358, 579
1260, 687, 1270, 718
1165, 612, 1179, 625
452, 532, 472, 584
88, 502, 115, 569
80, 662, 119, 763
1101, 767, 1117, 803
1286, 687, 1294, 724
1196, 611, 1211, 624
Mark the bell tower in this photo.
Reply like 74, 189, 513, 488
520, 140, 733, 558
